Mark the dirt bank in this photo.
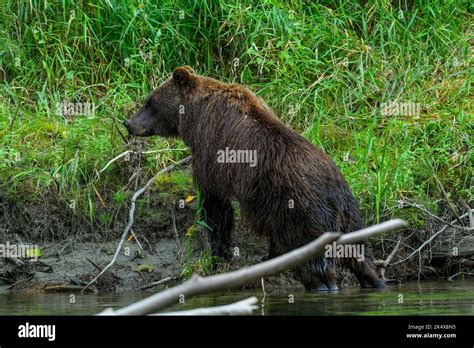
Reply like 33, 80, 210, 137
1, 181, 472, 293
0, 189, 303, 292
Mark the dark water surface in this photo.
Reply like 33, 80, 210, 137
0, 281, 472, 315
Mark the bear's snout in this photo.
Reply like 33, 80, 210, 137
123, 120, 131, 129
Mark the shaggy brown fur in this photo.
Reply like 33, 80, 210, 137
124, 66, 384, 290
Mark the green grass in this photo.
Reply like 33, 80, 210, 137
0, 0, 472, 234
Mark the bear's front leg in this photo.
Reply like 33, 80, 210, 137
201, 193, 234, 261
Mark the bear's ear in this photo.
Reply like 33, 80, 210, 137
173, 66, 197, 91
181, 66, 195, 73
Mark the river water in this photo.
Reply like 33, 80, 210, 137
0, 280, 472, 315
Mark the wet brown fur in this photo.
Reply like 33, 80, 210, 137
125, 66, 384, 290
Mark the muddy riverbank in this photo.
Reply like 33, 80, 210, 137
1, 178, 472, 293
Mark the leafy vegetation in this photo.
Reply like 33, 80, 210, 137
1, 0, 472, 240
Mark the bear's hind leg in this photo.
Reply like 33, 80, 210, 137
201, 194, 234, 261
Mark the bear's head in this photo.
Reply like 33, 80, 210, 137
123, 66, 197, 137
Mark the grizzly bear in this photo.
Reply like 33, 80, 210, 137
123, 66, 384, 290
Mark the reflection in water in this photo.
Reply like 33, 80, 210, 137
0, 281, 472, 315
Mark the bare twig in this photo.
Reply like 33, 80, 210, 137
99, 219, 406, 315
129, 228, 143, 250
398, 200, 473, 231
5, 257, 25, 267
384, 239, 401, 266
170, 207, 181, 256
99, 149, 187, 174
432, 173, 464, 227
86, 258, 103, 272
44, 284, 86, 293
261, 277, 266, 316
390, 212, 470, 266
137, 276, 176, 291
81, 156, 192, 293
375, 238, 401, 279
8, 103, 21, 132
99, 150, 130, 173
448, 272, 474, 281
468, 207, 474, 229
112, 118, 129, 143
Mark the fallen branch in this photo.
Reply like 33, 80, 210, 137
82, 156, 192, 293
448, 272, 474, 281
390, 211, 471, 266
398, 200, 473, 232
468, 207, 474, 229
100, 219, 406, 315
129, 228, 143, 250
44, 284, 87, 293
99, 150, 130, 174
137, 276, 176, 291
432, 174, 465, 228
155, 296, 258, 316
5, 257, 25, 267
86, 258, 103, 272
99, 149, 187, 174
374, 238, 401, 280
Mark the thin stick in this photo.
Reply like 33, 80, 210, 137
8, 103, 21, 132
468, 208, 474, 229
448, 272, 474, 281
99, 149, 187, 174
384, 239, 401, 266
100, 219, 406, 315
261, 277, 266, 316
99, 150, 131, 173
129, 228, 143, 250
432, 173, 465, 227
390, 212, 469, 266
137, 276, 175, 291
377, 238, 401, 279
399, 200, 472, 232
86, 258, 103, 272
82, 156, 192, 293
